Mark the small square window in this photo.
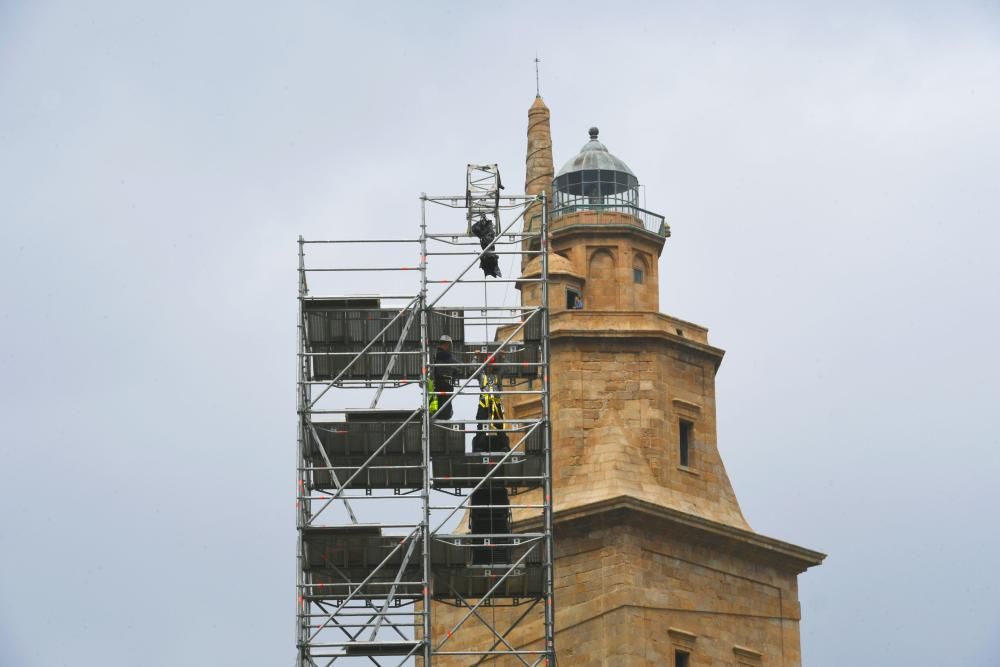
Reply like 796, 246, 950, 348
679, 420, 693, 467
675, 649, 690, 667
633, 268, 644, 284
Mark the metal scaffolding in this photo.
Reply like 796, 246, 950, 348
296, 175, 555, 665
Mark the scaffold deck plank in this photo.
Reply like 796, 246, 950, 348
308, 412, 466, 490
302, 526, 424, 600
431, 453, 545, 491
301, 528, 545, 602
344, 641, 422, 657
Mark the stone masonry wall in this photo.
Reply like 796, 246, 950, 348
428, 509, 805, 666
507, 330, 748, 531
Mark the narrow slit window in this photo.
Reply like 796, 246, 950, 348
679, 420, 693, 467
675, 649, 690, 667
633, 267, 644, 284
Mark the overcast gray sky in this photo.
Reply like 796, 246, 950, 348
2, 1, 999, 665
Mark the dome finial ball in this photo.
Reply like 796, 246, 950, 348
589, 126, 599, 140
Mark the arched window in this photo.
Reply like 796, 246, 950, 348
632, 253, 648, 284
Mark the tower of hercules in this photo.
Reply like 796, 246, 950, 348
430, 95, 825, 666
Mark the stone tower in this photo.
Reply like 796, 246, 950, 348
432, 96, 825, 665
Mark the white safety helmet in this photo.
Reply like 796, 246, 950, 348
439, 334, 453, 343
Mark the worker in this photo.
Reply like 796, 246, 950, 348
477, 354, 504, 428
431, 334, 458, 419
470, 214, 502, 278
573, 294, 584, 309
473, 352, 508, 448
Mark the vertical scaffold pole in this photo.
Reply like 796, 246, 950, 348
295, 236, 308, 667
540, 193, 556, 664
419, 194, 433, 665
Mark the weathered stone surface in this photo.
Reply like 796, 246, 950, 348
523, 95, 554, 270
525, 95, 553, 204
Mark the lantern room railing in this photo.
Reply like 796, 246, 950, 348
529, 203, 669, 238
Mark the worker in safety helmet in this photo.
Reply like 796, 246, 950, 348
431, 334, 458, 419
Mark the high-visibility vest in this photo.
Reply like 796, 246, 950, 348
427, 378, 439, 413
478, 372, 504, 428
